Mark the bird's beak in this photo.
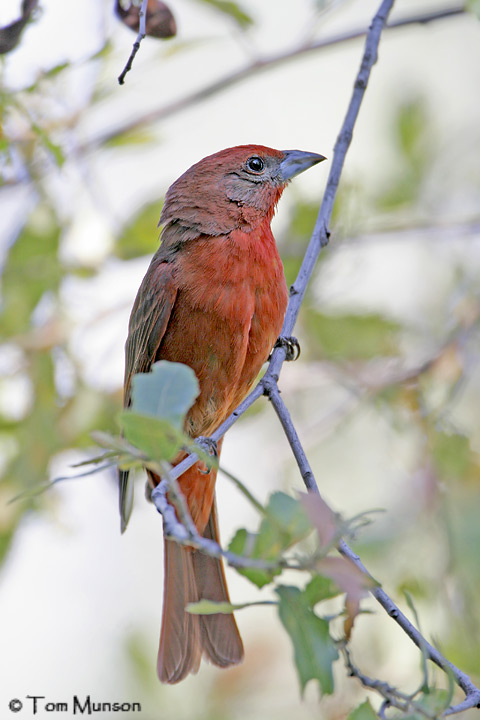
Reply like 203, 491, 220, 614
279, 150, 326, 182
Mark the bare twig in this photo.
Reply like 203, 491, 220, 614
118, 0, 148, 85
342, 645, 436, 718
151, 463, 280, 572
338, 540, 480, 711
90, 4, 466, 149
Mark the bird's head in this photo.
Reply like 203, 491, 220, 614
159, 145, 325, 241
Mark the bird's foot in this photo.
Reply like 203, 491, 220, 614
195, 436, 218, 474
273, 335, 301, 361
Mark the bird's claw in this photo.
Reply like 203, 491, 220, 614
195, 436, 218, 474
273, 335, 301, 361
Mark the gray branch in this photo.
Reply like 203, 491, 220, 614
151, 463, 279, 572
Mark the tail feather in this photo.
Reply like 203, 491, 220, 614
192, 501, 244, 667
157, 499, 244, 683
157, 539, 202, 683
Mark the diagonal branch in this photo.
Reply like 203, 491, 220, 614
268, 385, 480, 712
152, 462, 279, 571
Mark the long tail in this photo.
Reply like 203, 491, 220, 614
157, 497, 244, 683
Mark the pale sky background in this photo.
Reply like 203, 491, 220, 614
1, 1, 479, 718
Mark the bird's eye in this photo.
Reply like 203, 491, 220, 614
246, 156, 265, 173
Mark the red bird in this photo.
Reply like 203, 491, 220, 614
120, 144, 325, 683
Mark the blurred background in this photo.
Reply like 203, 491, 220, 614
0, 0, 479, 717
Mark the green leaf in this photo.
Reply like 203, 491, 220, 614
228, 493, 312, 588
395, 98, 430, 167
305, 310, 400, 360
276, 585, 338, 696
265, 492, 311, 541
288, 199, 319, 241
30, 121, 65, 167
430, 430, 473, 482
130, 361, 199, 428
0, 204, 62, 336
194, 0, 254, 28
114, 201, 163, 259
104, 128, 156, 149
120, 412, 185, 462
467, 0, 480, 19
304, 574, 342, 607
347, 700, 378, 720
377, 97, 432, 211
186, 598, 274, 615
401, 689, 451, 720
228, 528, 279, 588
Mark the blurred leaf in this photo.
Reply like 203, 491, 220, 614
0, 483, 23, 565
187, 599, 244, 614
265, 491, 311, 541
229, 492, 312, 587
124, 632, 155, 691
305, 574, 343, 607
401, 689, 451, 720
377, 97, 432, 211
5, 352, 60, 498
288, 199, 319, 241
194, 0, 254, 28
276, 585, 338, 696
315, 556, 374, 638
305, 310, 401, 360
30, 122, 65, 167
467, 0, 480, 19
186, 598, 273, 614
282, 255, 303, 289
24, 62, 70, 93
299, 492, 342, 551
103, 127, 156, 149
130, 361, 199, 428
347, 700, 378, 720
115, 200, 163, 259
430, 429, 473, 482
278, 199, 321, 287
396, 98, 430, 166
0, 205, 62, 336
120, 412, 185, 461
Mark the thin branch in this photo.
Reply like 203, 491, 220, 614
263, 376, 319, 493
85, 4, 466, 150
265, 369, 480, 711
339, 540, 480, 707
151, 463, 279, 572
118, 0, 148, 85
342, 645, 436, 718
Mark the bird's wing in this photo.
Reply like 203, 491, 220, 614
120, 258, 178, 532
